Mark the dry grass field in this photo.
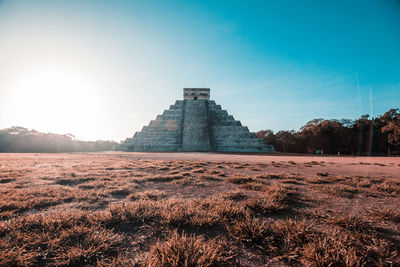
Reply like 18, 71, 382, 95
0, 152, 399, 266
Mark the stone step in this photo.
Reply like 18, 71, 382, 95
213, 110, 228, 117
213, 126, 250, 134
131, 145, 179, 152
215, 145, 274, 152
156, 115, 183, 121
130, 140, 179, 146
130, 136, 178, 142
213, 132, 256, 138
163, 110, 182, 116
210, 104, 222, 111
220, 116, 236, 122
214, 120, 242, 126
129, 140, 179, 146
211, 114, 234, 120
213, 138, 265, 146
148, 120, 182, 127
131, 139, 179, 143
174, 100, 184, 106
141, 125, 180, 132
135, 135, 179, 142
169, 105, 183, 110
140, 131, 180, 137
134, 131, 179, 138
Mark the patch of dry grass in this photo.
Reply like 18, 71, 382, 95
129, 190, 167, 201
304, 230, 399, 266
0, 211, 124, 266
306, 176, 332, 184
227, 215, 272, 249
144, 174, 184, 183
239, 182, 267, 191
368, 208, 400, 223
200, 175, 223, 182
256, 173, 283, 179
327, 215, 373, 234
0, 154, 399, 266
173, 177, 206, 187
228, 216, 312, 260
146, 230, 235, 267
226, 176, 255, 184
221, 190, 249, 202
311, 184, 360, 198
245, 184, 295, 214
372, 179, 400, 195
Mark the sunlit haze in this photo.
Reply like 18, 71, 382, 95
1, 0, 399, 141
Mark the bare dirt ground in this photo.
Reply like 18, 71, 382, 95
117, 152, 400, 177
0, 152, 399, 266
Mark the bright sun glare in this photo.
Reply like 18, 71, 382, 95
5, 66, 103, 139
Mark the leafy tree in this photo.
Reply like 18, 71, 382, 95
257, 108, 400, 155
381, 109, 400, 153
256, 129, 276, 146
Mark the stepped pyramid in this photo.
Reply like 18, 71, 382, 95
120, 88, 275, 152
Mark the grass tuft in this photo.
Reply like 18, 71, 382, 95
226, 176, 255, 184
146, 230, 234, 267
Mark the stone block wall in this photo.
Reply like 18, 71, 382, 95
120, 93, 275, 152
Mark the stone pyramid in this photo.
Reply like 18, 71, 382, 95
120, 88, 274, 152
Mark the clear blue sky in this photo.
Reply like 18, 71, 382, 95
0, 0, 399, 141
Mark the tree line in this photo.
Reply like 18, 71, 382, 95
2, 108, 399, 155
257, 108, 400, 156
0, 127, 118, 153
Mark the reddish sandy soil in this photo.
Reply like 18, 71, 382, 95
0, 152, 399, 266
115, 152, 400, 177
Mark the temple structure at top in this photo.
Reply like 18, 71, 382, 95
120, 88, 275, 152
183, 88, 210, 100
